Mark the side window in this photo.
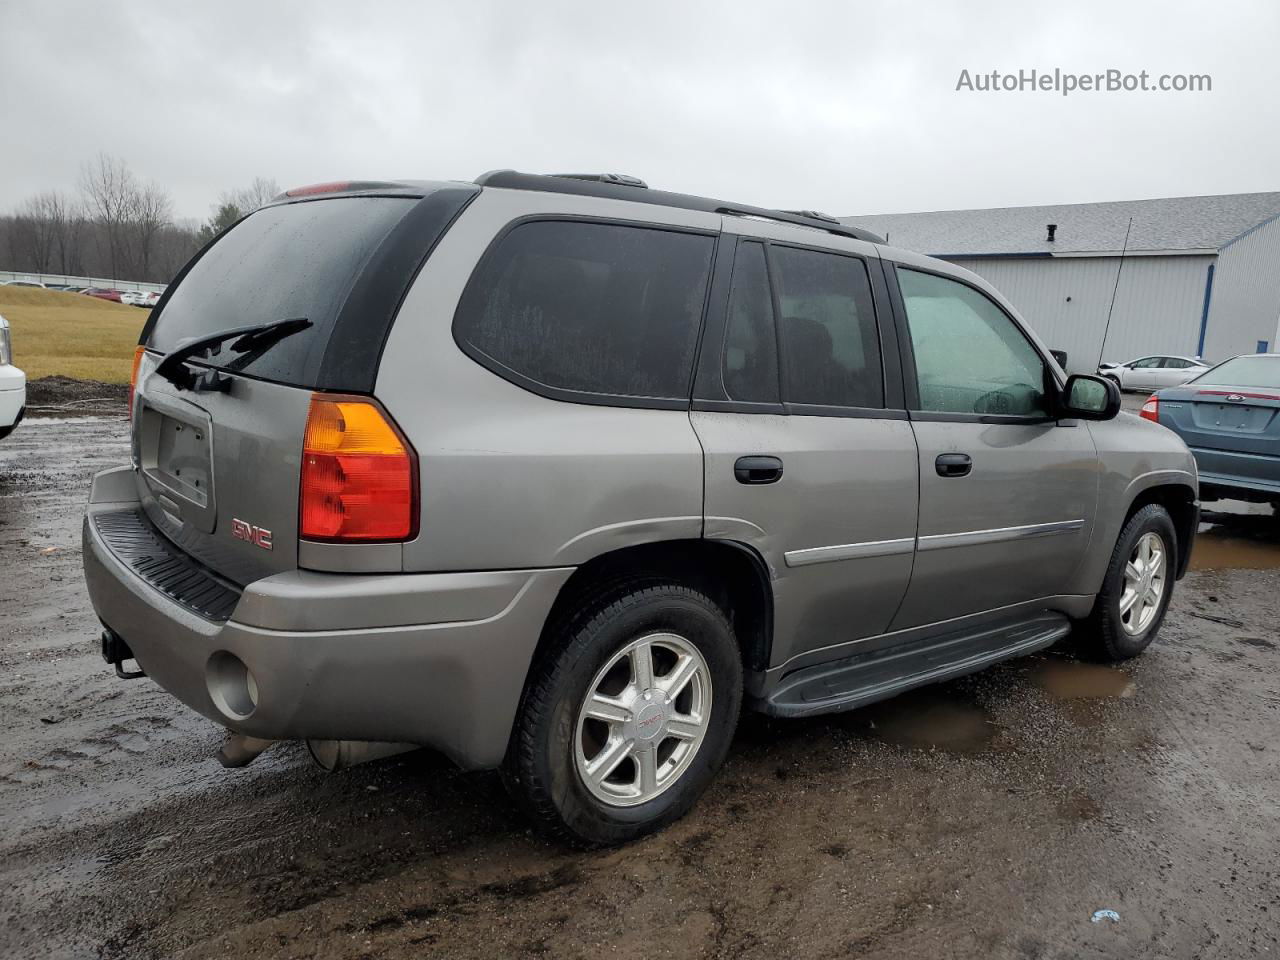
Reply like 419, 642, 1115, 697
1132, 357, 1161, 369
897, 268, 1048, 417
771, 246, 884, 408
722, 241, 779, 403
454, 221, 715, 402
1163, 358, 1189, 369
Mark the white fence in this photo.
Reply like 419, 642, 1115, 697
0, 270, 167, 293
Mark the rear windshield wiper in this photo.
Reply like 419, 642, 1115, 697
153, 317, 312, 391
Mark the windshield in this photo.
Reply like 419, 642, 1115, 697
147, 197, 415, 387
1192, 355, 1280, 389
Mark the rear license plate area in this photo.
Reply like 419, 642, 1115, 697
136, 395, 216, 532
152, 413, 213, 505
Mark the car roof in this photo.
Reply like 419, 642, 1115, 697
269, 171, 887, 246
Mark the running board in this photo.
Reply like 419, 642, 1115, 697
762, 611, 1072, 718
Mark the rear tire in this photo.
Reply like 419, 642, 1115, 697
503, 581, 742, 846
1077, 504, 1177, 661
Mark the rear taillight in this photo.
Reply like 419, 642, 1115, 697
128, 346, 145, 419
300, 396, 417, 541
1139, 394, 1159, 422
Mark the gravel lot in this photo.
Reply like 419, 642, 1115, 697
2, 414, 1279, 959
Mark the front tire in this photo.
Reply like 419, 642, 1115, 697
504, 581, 743, 846
1078, 504, 1177, 661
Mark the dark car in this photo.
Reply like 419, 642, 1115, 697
1143, 353, 1280, 508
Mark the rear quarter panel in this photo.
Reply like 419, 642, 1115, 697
376, 188, 719, 572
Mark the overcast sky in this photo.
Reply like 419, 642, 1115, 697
2, 0, 1277, 223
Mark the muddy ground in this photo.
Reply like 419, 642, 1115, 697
2, 414, 1279, 960
23, 378, 129, 419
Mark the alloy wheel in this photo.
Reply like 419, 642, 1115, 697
1120, 531, 1167, 636
574, 633, 712, 807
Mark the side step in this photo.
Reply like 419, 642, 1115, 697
762, 611, 1071, 718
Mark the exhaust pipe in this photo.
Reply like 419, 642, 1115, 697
217, 734, 275, 768
306, 740, 418, 772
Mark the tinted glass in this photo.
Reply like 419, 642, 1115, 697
898, 269, 1048, 416
149, 197, 415, 386
1132, 357, 1162, 369
771, 247, 882, 408
455, 221, 714, 401
722, 241, 779, 403
1163, 358, 1191, 369
1193, 355, 1280, 388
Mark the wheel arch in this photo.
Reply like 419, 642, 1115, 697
1122, 480, 1199, 579
535, 538, 775, 674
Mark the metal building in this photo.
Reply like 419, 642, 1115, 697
844, 193, 1280, 373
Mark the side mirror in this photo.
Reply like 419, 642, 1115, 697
1061, 374, 1121, 420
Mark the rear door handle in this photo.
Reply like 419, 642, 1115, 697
734, 456, 784, 485
935, 453, 972, 478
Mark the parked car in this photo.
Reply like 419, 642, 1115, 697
2, 279, 46, 289
0, 313, 26, 440
82, 172, 1199, 845
81, 287, 124, 303
119, 290, 156, 308
1099, 355, 1209, 391
1141, 353, 1280, 508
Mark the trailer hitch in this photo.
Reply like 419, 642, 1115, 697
100, 628, 146, 680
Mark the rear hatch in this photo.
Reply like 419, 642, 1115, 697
132, 183, 477, 585
1158, 357, 1280, 487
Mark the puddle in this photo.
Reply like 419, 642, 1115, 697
1031, 660, 1135, 700
1191, 508, 1280, 572
860, 688, 998, 753
1190, 528, 1280, 571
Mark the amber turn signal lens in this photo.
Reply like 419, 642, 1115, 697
128, 346, 145, 419
299, 397, 416, 541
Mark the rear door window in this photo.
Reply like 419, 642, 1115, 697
453, 220, 715, 404
148, 197, 417, 387
771, 246, 883, 409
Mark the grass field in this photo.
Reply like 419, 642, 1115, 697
0, 286, 146, 382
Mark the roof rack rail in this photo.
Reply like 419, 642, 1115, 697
779, 209, 840, 224
551, 173, 648, 188
473, 170, 883, 244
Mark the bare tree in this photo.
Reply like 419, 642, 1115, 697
127, 180, 174, 280
225, 177, 281, 215
197, 176, 281, 245
79, 153, 138, 281
13, 193, 60, 273
38, 191, 86, 275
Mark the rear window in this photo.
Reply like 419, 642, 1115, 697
453, 220, 715, 404
1195, 355, 1280, 389
147, 197, 416, 387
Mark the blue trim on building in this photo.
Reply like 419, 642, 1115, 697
1196, 263, 1216, 357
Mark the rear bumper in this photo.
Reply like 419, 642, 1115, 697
83, 466, 573, 769
1190, 446, 1280, 500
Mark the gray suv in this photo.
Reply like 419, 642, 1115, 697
83, 172, 1198, 845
